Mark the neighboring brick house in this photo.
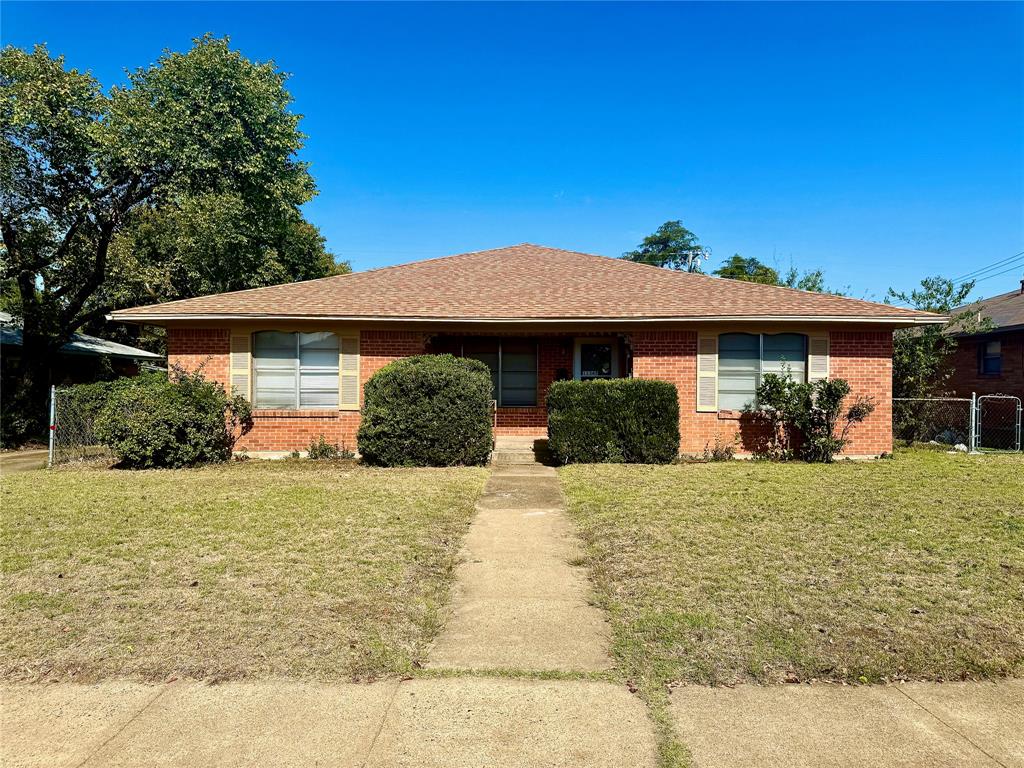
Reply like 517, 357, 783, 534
110, 244, 944, 457
944, 283, 1024, 400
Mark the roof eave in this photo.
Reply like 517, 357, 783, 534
107, 312, 947, 326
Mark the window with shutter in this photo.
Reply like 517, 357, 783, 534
807, 334, 830, 381
229, 334, 251, 400
339, 335, 360, 410
696, 334, 719, 412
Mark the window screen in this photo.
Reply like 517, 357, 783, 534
253, 331, 339, 409
500, 339, 538, 406
458, 337, 538, 407
718, 332, 809, 411
718, 333, 760, 411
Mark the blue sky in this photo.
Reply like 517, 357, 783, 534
4, 1, 1023, 300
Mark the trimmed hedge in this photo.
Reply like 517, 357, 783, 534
95, 368, 251, 469
547, 379, 679, 464
357, 354, 494, 467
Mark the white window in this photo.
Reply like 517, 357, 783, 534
253, 331, 339, 409
717, 332, 807, 410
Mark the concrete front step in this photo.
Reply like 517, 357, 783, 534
491, 453, 548, 466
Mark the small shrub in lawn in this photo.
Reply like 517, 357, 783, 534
547, 379, 680, 464
95, 367, 251, 469
357, 354, 493, 467
702, 433, 738, 462
306, 434, 354, 460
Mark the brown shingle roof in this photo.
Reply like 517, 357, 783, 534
948, 286, 1024, 335
111, 244, 944, 324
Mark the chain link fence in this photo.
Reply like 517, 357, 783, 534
48, 386, 115, 467
893, 394, 1022, 452
976, 395, 1023, 452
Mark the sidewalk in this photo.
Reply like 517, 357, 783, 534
0, 678, 656, 768
427, 437, 611, 671
672, 680, 1023, 768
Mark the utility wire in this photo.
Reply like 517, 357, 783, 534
951, 250, 1024, 283
966, 262, 1024, 286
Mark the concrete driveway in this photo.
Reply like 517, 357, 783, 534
0, 449, 47, 475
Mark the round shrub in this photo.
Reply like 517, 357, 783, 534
547, 378, 680, 464
357, 354, 493, 467
95, 367, 251, 469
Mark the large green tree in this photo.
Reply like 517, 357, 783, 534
1, 36, 342, 441
713, 254, 780, 285
713, 254, 839, 294
887, 277, 988, 398
622, 220, 709, 272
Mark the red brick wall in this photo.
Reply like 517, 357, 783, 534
167, 326, 896, 456
167, 328, 427, 453
631, 329, 894, 456
945, 332, 1024, 400
166, 328, 230, 385
359, 330, 429, 396
829, 331, 893, 455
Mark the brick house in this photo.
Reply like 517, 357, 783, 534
944, 283, 1024, 400
110, 244, 944, 457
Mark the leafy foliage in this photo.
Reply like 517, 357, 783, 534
746, 373, 875, 463
95, 367, 251, 469
886, 276, 989, 397
622, 220, 709, 272
357, 355, 494, 467
306, 434, 353, 460
0, 37, 340, 443
713, 254, 840, 294
546, 379, 680, 464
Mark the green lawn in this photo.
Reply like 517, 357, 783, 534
1, 461, 487, 683
559, 449, 1024, 687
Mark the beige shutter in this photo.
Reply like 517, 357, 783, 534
339, 335, 360, 410
696, 334, 718, 412
229, 333, 251, 400
808, 333, 830, 382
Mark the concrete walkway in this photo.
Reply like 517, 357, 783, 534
427, 437, 611, 671
0, 678, 657, 767
672, 680, 1024, 768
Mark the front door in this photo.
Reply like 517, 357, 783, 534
574, 338, 620, 381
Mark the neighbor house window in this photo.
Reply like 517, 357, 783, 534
460, 337, 538, 406
979, 340, 1002, 375
718, 332, 807, 411
253, 331, 339, 409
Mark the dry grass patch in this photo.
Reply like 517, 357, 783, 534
1, 461, 487, 683
559, 449, 1024, 687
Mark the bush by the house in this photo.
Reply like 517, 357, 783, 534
747, 373, 875, 463
95, 367, 251, 469
547, 379, 679, 464
357, 354, 493, 467
306, 434, 353, 460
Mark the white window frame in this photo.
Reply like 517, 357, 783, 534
717, 332, 808, 411
252, 331, 340, 410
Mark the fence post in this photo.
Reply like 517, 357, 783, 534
969, 391, 977, 453
47, 385, 56, 468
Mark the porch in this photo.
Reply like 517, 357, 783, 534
426, 333, 631, 436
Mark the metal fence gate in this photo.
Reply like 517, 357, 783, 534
47, 385, 115, 467
976, 394, 1022, 452
893, 393, 1022, 453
